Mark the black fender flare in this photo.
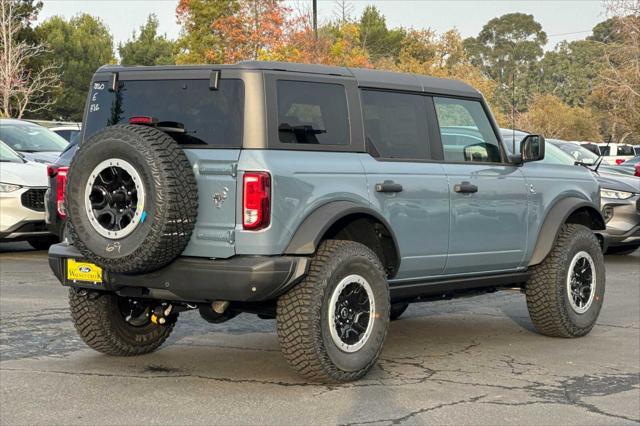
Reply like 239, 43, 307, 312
284, 200, 401, 267
529, 197, 605, 266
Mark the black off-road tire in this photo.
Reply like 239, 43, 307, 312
66, 125, 198, 273
605, 244, 639, 256
525, 224, 605, 338
390, 303, 409, 321
69, 290, 175, 356
277, 240, 390, 383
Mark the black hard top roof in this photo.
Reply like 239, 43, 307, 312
97, 61, 481, 99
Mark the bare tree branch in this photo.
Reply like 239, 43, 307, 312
0, 0, 60, 118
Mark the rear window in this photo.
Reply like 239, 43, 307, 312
84, 79, 244, 147
277, 80, 349, 146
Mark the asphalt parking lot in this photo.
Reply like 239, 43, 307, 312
0, 242, 638, 425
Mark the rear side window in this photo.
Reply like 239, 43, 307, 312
84, 79, 244, 147
277, 80, 349, 145
434, 97, 502, 163
361, 90, 429, 160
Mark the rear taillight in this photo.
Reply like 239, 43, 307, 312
54, 166, 69, 218
635, 164, 640, 177
129, 116, 156, 125
615, 159, 625, 165
243, 172, 271, 230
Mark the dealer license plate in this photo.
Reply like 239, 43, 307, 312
66, 259, 103, 283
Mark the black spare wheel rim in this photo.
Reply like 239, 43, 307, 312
85, 158, 146, 239
66, 124, 198, 274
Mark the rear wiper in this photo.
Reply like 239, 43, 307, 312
279, 124, 327, 135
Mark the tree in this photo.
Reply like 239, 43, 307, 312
516, 94, 601, 141
358, 6, 405, 61
209, 0, 289, 63
279, 20, 371, 68
464, 13, 547, 115
0, 0, 59, 118
591, 1, 640, 143
36, 14, 114, 121
11, 0, 42, 44
333, 0, 354, 24
119, 14, 175, 66
539, 39, 604, 107
175, 0, 237, 64
377, 29, 504, 124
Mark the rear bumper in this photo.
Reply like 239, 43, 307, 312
48, 243, 309, 303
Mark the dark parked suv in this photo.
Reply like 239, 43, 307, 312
48, 62, 606, 382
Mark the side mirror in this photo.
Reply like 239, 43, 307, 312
520, 134, 545, 163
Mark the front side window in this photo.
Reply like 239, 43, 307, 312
361, 90, 430, 160
434, 97, 502, 163
277, 80, 349, 145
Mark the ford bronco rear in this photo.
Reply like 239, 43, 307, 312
48, 62, 606, 383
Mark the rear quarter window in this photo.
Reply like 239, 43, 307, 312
83, 79, 244, 147
276, 80, 349, 146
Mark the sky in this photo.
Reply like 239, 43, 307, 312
38, 0, 607, 50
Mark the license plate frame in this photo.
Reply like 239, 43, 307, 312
66, 259, 103, 284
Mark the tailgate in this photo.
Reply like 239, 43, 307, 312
182, 149, 240, 259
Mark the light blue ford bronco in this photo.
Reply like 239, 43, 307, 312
49, 61, 606, 382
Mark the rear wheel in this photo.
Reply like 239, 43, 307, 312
69, 290, 175, 356
525, 224, 605, 338
277, 240, 390, 383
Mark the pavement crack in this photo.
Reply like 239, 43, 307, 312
340, 395, 488, 425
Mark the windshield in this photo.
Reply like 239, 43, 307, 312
0, 142, 24, 163
550, 141, 600, 165
0, 122, 68, 152
84, 78, 244, 147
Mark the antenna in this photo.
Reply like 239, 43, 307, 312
594, 134, 612, 174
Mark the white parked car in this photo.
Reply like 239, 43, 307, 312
0, 119, 68, 164
0, 141, 56, 249
50, 124, 81, 143
595, 143, 636, 165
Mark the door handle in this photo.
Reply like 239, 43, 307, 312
453, 182, 478, 194
375, 180, 403, 193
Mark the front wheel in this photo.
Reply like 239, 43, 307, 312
69, 290, 176, 356
277, 240, 390, 383
525, 224, 605, 338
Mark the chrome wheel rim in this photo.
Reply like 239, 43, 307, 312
84, 158, 145, 239
328, 274, 375, 353
566, 251, 596, 314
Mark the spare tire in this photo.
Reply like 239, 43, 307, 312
66, 125, 198, 273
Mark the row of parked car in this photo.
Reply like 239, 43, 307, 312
0, 119, 79, 248
0, 118, 639, 254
